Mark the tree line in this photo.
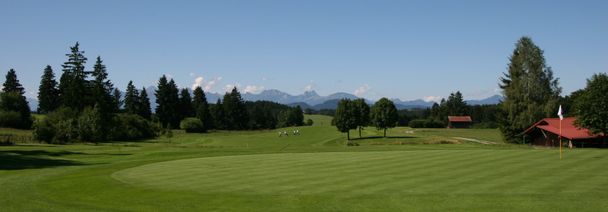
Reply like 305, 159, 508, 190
1, 42, 304, 143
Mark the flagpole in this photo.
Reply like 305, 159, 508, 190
558, 105, 563, 160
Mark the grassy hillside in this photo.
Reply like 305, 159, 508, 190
1, 115, 607, 211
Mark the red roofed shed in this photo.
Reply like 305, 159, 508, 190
447, 116, 472, 128
522, 117, 606, 147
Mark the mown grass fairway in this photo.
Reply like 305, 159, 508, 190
1, 115, 607, 211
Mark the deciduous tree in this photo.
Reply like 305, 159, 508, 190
371, 98, 398, 138
574, 73, 608, 135
334, 99, 357, 141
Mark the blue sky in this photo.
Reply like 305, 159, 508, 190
1, 0, 606, 101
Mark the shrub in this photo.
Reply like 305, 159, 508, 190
0, 92, 33, 129
0, 111, 24, 128
111, 113, 158, 141
33, 107, 158, 143
424, 120, 445, 128
77, 107, 105, 142
305, 118, 314, 126
35, 107, 79, 143
180, 117, 205, 133
53, 119, 78, 143
33, 119, 55, 143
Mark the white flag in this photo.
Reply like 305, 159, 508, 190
557, 105, 564, 120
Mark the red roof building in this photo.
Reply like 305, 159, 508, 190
522, 117, 606, 147
447, 116, 472, 128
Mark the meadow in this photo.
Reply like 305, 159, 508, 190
1, 115, 607, 211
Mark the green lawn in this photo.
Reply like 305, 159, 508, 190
1, 115, 607, 211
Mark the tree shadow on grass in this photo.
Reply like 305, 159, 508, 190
350, 136, 415, 141
0, 150, 90, 170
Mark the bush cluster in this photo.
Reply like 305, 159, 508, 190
34, 107, 158, 143
180, 118, 205, 133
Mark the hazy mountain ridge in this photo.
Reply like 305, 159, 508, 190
27, 89, 502, 112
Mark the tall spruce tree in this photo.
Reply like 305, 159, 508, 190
155, 76, 180, 128
138, 87, 152, 119
90, 56, 114, 140
37, 65, 60, 113
155, 76, 169, 126
124, 81, 140, 114
112, 88, 122, 112
212, 99, 225, 130
445, 91, 468, 116
222, 87, 248, 130
59, 42, 88, 111
179, 88, 194, 119
1, 69, 32, 129
3, 69, 25, 95
370, 98, 398, 138
499, 37, 561, 143
192, 86, 212, 130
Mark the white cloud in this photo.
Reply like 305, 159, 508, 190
304, 83, 315, 92
354, 84, 370, 97
224, 83, 241, 93
191, 76, 204, 90
190, 75, 223, 92
244, 85, 265, 94
423, 96, 442, 102
205, 77, 222, 92
189, 72, 195, 77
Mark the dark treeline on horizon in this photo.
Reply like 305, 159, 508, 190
0, 42, 305, 143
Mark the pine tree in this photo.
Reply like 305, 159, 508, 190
3, 69, 25, 95
138, 87, 152, 120
0, 69, 32, 129
370, 98, 398, 138
112, 88, 122, 112
167, 79, 180, 127
179, 88, 194, 119
59, 42, 88, 111
222, 87, 248, 130
37, 65, 60, 113
445, 91, 468, 116
124, 81, 140, 114
499, 37, 561, 143
90, 56, 114, 140
212, 99, 225, 130
293, 105, 304, 126
192, 86, 212, 130
91, 57, 114, 110
155, 76, 180, 128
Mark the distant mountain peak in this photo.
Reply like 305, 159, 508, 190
302, 90, 319, 97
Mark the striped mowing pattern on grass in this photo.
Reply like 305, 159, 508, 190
113, 150, 608, 197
